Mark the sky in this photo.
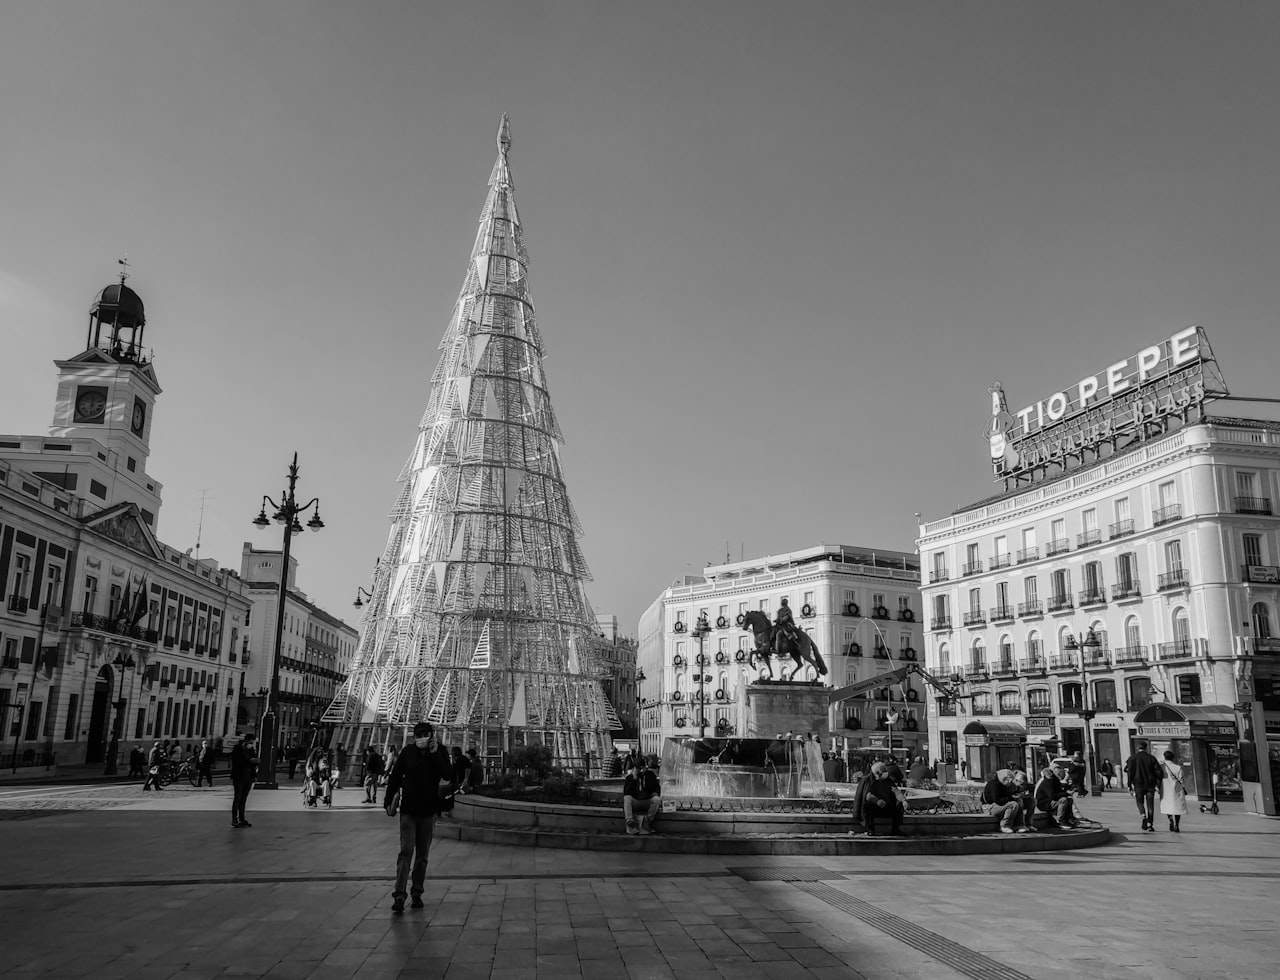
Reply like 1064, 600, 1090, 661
2, 2, 1279, 638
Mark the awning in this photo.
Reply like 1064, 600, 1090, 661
1133, 703, 1237, 739
962, 720, 1026, 746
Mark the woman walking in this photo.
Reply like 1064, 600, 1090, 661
1160, 750, 1188, 832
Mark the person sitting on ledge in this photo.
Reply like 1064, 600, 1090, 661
858, 762, 904, 837
981, 768, 1026, 834
1034, 766, 1078, 828
623, 757, 662, 836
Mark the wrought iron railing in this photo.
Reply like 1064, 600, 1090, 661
1235, 495, 1273, 515
1108, 519, 1135, 540
1158, 568, 1189, 591
1077, 529, 1102, 548
1152, 504, 1182, 526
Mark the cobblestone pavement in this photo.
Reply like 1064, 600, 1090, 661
0, 783, 1276, 979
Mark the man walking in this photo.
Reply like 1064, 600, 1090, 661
1125, 741, 1163, 832
196, 738, 216, 787
384, 721, 453, 914
363, 745, 385, 805
230, 734, 259, 829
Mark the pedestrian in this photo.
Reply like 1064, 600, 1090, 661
334, 744, 348, 790
1125, 741, 1163, 832
363, 745, 385, 804
287, 742, 302, 781
127, 746, 145, 778
1067, 751, 1088, 796
143, 741, 165, 791
858, 762, 904, 836
384, 721, 454, 914
451, 744, 471, 794
196, 738, 216, 787
466, 748, 484, 792
1033, 766, 1078, 828
621, 756, 663, 835
230, 733, 259, 829
1160, 751, 1188, 832
1100, 758, 1115, 789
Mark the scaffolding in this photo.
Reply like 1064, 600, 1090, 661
323, 116, 620, 767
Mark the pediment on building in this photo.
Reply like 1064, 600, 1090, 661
82, 502, 163, 559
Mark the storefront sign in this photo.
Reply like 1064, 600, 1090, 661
1027, 716, 1055, 738
985, 327, 1226, 481
1138, 723, 1191, 739
1190, 722, 1237, 739
1245, 564, 1280, 584
965, 735, 989, 747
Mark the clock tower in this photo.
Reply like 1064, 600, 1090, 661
45, 270, 164, 526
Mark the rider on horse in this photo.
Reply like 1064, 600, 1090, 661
774, 598, 799, 653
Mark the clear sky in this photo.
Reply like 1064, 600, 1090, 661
2, 2, 1279, 638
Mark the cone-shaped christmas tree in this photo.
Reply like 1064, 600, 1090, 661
325, 117, 621, 763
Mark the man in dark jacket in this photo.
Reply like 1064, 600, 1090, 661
229, 734, 259, 828
384, 721, 454, 913
1033, 766, 1076, 828
1125, 741, 1163, 832
622, 757, 662, 835
362, 746, 385, 805
196, 738, 216, 787
981, 769, 1025, 833
860, 762, 904, 836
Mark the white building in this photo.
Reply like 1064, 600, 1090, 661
638, 544, 925, 758
919, 327, 1280, 814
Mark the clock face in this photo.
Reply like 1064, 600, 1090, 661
74, 388, 107, 423
131, 400, 147, 435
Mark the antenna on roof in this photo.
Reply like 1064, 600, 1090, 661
195, 489, 210, 559
117, 255, 130, 284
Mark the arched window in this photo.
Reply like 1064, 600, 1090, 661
1026, 629, 1043, 663
1093, 679, 1117, 711
997, 634, 1014, 671
1124, 616, 1142, 651
971, 691, 993, 715
1128, 676, 1154, 708
1252, 602, 1274, 642
1172, 608, 1191, 656
970, 638, 986, 670
1027, 688, 1051, 714
1060, 681, 1083, 711
998, 690, 1021, 715
938, 643, 951, 674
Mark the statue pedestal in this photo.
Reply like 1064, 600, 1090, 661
743, 681, 831, 741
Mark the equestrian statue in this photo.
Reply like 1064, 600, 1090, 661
742, 599, 828, 681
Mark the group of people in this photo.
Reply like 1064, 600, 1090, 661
980, 764, 1082, 833
137, 738, 219, 790
1125, 740, 1189, 832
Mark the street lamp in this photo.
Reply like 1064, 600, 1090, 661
251, 451, 324, 790
1064, 628, 1104, 796
692, 613, 712, 739
8, 698, 25, 775
352, 586, 374, 608
103, 651, 136, 775
634, 668, 646, 747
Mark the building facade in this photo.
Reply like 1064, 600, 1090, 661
0, 276, 252, 770
238, 544, 357, 752
594, 614, 640, 738
638, 545, 925, 759
919, 327, 1280, 813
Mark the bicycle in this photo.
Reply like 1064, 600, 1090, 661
158, 758, 200, 788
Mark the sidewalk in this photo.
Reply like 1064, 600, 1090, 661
0, 783, 1277, 979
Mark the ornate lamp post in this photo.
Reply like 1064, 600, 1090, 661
692, 614, 712, 739
634, 667, 646, 746
352, 586, 374, 608
103, 651, 136, 775
1064, 628, 1103, 797
251, 452, 324, 789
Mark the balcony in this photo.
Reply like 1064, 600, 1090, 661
1028, 704, 1053, 716
990, 605, 1015, 623
963, 610, 987, 627
1017, 600, 1043, 618
1049, 653, 1078, 671
1095, 700, 1120, 713
965, 664, 990, 680
1019, 657, 1046, 674
988, 554, 1012, 571
1077, 529, 1102, 548
1156, 639, 1195, 661
1254, 637, 1280, 654
1158, 568, 1190, 591
1152, 504, 1182, 527
1047, 594, 1074, 613
1045, 538, 1071, 557
1112, 644, 1149, 665
1080, 649, 1110, 669
70, 612, 147, 641
1242, 564, 1280, 585
930, 616, 952, 631
7, 594, 29, 614
1016, 546, 1040, 564
1079, 588, 1107, 607
1107, 519, 1134, 540
1111, 579, 1142, 601
961, 561, 983, 577
1235, 495, 1274, 516
929, 568, 950, 583
164, 636, 176, 648
992, 659, 1017, 676
937, 701, 956, 717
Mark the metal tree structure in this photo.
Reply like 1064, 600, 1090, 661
324, 117, 620, 763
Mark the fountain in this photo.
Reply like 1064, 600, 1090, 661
659, 736, 827, 800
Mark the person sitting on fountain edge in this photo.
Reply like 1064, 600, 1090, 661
855, 762, 904, 836
622, 756, 662, 836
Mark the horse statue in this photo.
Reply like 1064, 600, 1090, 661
741, 609, 828, 681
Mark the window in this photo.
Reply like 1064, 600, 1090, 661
127, 457, 137, 472
1253, 602, 1274, 641
938, 644, 952, 674
998, 690, 1021, 715
872, 593, 885, 611
1051, 569, 1070, 601
995, 581, 1009, 606
1244, 534, 1263, 568
1173, 609, 1190, 645
1051, 518, 1065, 540
802, 592, 814, 609
966, 543, 979, 568
1165, 540, 1183, 571
998, 639, 1014, 671
43, 565, 62, 611
12, 553, 31, 599
1022, 527, 1036, 550
1128, 677, 1154, 708
933, 594, 950, 625
82, 575, 98, 614
1176, 674, 1201, 705
1083, 509, 1098, 532
1094, 679, 1118, 711
1027, 688, 1051, 714
1116, 552, 1137, 588
994, 535, 1008, 559
971, 692, 993, 715
43, 687, 58, 736
1083, 561, 1103, 600
1236, 471, 1259, 498
24, 701, 43, 740
968, 589, 981, 614
1158, 481, 1178, 510
970, 639, 985, 669
1114, 498, 1130, 523
89, 479, 107, 499
1024, 576, 1038, 601
109, 584, 123, 619
1125, 617, 1142, 648
64, 693, 79, 739
1060, 682, 1082, 711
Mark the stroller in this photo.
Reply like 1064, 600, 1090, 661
301, 759, 333, 808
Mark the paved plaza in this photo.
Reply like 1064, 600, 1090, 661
0, 779, 1276, 980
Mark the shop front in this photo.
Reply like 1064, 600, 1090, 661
1132, 703, 1240, 800
1025, 715, 1059, 776
962, 720, 1025, 781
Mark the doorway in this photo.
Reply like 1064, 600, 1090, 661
1061, 727, 1084, 756
1095, 730, 1121, 786
85, 671, 111, 764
